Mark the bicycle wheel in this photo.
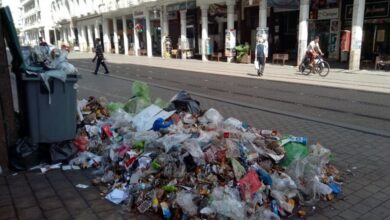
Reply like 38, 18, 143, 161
317, 61, 330, 77
299, 63, 311, 75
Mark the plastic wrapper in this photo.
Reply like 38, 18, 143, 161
182, 140, 205, 164
271, 190, 294, 213
238, 170, 262, 201
225, 139, 240, 158
271, 172, 297, 193
203, 108, 224, 125
223, 117, 243, 130
176, 192, 198, 216
231, 158, 246, 180
165, 90, 201, 115
107, 102, 125, 113
280, 142, 308, 167
209, 187, 245, 219
109, 110, 132, 129
157, 133, 191, 153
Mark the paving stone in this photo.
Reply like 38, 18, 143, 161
364, 184, 381, 194
88, 199, 116, 213
13, 196, 37, 209
0, 195, 12, 207
0, 185, 9, 196
322, 208, 342, 218
39, 196, 63, 211
338, 209, 361, 220
45, 208, 71, 220
30, 180, 51, 190
349, 203, 372, 214
34, 188, 57, 200
97, 211, 124, 220
357, 212, 381, 220
0, 205, 16, 219
344, 194, 363, 205
383, 200, 390, 209
360, 198, 382, 209
9, 186, 32, 197
333, 200, 353, 211
72, 209, 98, 220
371, 191, 389, 201
369, 205, 390, 218
354, 189, 372, 199
50, 180, 74, 190
57, 188, 80, 200
64, 198, 89, 215
17, 206, 43, 220
79, 189, 101, 201
0, 177, 5, 185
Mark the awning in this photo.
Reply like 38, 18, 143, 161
268, 0, 300, 9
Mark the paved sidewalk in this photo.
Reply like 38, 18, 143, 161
70, 52, 390, 94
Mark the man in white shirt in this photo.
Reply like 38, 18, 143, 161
306, 36, 324, 68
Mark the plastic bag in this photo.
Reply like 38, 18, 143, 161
204, 108, 223, 125
223, 117, 243, 130
110, 110, 132, 129
123, 97, 150, 114
132, 81, 151, 102
50, 141, 78, 163
157, 133, 191, 153
280, 142, 309, 167
183, 140, 205, 164
209, 187, 245, 219
107, 102, 125, 113
9, 138, 41, 171
225, 139, 240, 158
271, 172, 297, 193
165, 90, 201, 115
231, 158, 246, 180
176, 191, 198, 216
238, 170, 262, 201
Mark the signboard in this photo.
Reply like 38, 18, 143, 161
346, 1, 390, 19
318, 8, 339, 20
243, 0, 260, 7
225, 29, 236, 57
167, 1, 196, 12
134, 10, 144, 18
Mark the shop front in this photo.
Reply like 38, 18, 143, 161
343, 0, 390, 62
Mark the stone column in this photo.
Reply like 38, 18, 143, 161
349, 0, 365, 71
145, 10, 152, 57
82, 26, 88, 52
113, 18, 119, 54
162, 6, 169, 58
122, 16, 129, 55
160, 7, 165, 58
87, 25, 94, 51
133, 18, 140, 56
103, 18, 111, 53
297, 0, 309, 66
259, 0, 267, 28
70, 20, 75, 44
180, 10, 187, 59
94, 20, 99, 41
201, 5, 209, 61
77, 27, 82, 50
226, 0, 235, 63
44, 27, 50, 44
226, 0, 235, 30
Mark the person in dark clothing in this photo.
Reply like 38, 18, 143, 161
92, 39, 109, 74
255, 37, 266, 76
39, 37, 48, 46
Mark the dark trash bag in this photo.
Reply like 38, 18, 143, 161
9, 138, 40, 171
165, 90, 201, 116
50, 142, 78, 164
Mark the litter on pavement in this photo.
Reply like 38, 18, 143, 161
63, 81, 343, 219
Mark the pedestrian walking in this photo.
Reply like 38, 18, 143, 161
92, 39, 109, 75
255, 36, 266, 76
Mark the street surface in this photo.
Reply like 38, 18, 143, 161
69, 53, 390, 219
2, 53, 390, 220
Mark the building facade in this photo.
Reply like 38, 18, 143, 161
45, 0, 386, 70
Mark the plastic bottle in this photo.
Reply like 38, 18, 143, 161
271, 200, 279, 215
289, 136, 307, 145
161, 202, 172, 219
260, 130, 277, 137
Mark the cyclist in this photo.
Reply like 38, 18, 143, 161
306, 36, 324, 70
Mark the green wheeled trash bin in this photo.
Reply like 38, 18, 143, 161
22, 73, 78, 143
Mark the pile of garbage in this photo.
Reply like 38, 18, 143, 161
70, 81, 342, 219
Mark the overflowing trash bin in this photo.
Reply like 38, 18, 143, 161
64, 81, 343, 219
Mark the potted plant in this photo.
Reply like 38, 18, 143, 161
235, 43, 251, 63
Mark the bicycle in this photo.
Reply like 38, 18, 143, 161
299, 55, 330, 77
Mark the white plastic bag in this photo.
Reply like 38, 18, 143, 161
176, 192, 198, 216
203, 108, 223, 125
